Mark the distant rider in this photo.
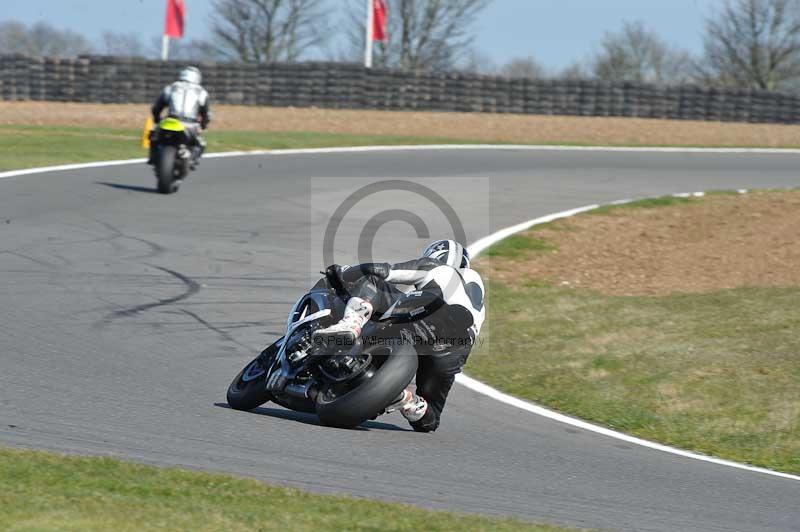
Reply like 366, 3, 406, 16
313, 240, 485, 433
148, 66, 211, 168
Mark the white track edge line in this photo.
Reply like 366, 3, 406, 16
4, 142, 800, 180
0, 158, 146, 179
462, 195, 800, 483
3, 145, 798, 482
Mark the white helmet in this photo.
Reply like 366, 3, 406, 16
179, 66, 202, 85
422, 240, 470, 269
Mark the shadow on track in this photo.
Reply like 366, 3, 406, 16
214, 403, 411, 432
96, 182, 158, 194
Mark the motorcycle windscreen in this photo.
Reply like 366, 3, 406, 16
286, 288, 342, 332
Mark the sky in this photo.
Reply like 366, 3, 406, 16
3, 0, 725, 70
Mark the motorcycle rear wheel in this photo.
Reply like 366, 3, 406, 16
315, 343, 418, 429
156, 145, 179, 194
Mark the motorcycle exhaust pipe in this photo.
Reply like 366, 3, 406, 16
284, 382, 316, 400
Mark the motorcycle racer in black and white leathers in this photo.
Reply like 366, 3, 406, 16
149, 66, 211, 168
313, 240, 485, 432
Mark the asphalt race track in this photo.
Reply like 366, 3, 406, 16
1, 148, 799, 531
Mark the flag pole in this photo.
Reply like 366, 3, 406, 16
364, 0, 373, 68
161, 35, 170, 61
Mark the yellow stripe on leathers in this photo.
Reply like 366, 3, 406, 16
141, 117, 153, 149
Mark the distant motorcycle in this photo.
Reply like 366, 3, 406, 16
226, 270, 436, 428
150, 118, 198, 194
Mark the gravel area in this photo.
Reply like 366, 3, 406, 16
481, 190, 800, 295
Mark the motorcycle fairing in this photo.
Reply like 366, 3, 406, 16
158, 117, 186, 132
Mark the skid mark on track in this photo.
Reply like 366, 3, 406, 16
103, 266, 201, 320
0, 250, 58, 269
93, 219, 166, 260
178, 308, 251, 350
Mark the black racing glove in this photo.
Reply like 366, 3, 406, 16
323, 263, 391, 291
323, 264, 346, 292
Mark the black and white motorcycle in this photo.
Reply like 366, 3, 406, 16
226, 271, 443, 428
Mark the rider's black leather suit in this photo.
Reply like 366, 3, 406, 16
338, 259, 485, 432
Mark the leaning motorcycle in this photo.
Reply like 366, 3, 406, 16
226, 273, 441, 428
151, 117, 195, 194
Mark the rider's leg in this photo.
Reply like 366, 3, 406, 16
313, 296, 373, 344
312, 274, 396, 343
192, 133, 206, 163
147, 130, 158, 165
180, 123, 203, 167
403, 349, 470, 432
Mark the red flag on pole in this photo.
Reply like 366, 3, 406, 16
373, 0, 388, 42
164, 0, 186, 39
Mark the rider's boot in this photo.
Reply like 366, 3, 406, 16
190, 147, 201, 170
312, 297, 373, 345
147, 131, 158, 165
386, 388, 429, 422
191, 138, 206, 170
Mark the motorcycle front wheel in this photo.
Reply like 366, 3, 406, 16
226, 344, 278, 411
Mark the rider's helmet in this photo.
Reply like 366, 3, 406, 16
179, 66, 202, 85
422, 240, 470, 269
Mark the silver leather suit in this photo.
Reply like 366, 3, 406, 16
150, 78, 211, 166
152, 81, 210, 126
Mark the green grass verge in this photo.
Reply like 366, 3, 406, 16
470, 198, 800, 475
588, 192, 747, 216
0, 125, 484, 171
0, 447, 573, 531
481, 234, 557, 259
8, 126, 800, 173
588, 195, 694, 215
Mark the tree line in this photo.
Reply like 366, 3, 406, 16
2, 0, 800, 91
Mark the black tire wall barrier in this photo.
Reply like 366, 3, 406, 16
2, 54, 799, 124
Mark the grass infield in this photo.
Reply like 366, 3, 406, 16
0, 125, 480, 172
469, 193, 800, 475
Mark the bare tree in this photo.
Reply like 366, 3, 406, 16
591, 20, 693, 84
558, 61, 589, 80
171, 40, 224, 62
498, 56, 545, 79
700, 0, 800, 90
458, 49, 495, 74
146, 35, 223, 62
0, 21, 30, 54
0, 21, 91, 57
100, 32, 147, 57
342, 0, 492, 71
208, 0, 330, 62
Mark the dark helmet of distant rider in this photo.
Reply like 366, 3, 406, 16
421, 239, 470, 269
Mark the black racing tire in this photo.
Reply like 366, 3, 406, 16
315, 343, 418, 429
226, 351, 275, 411
156, 145, 177, 194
